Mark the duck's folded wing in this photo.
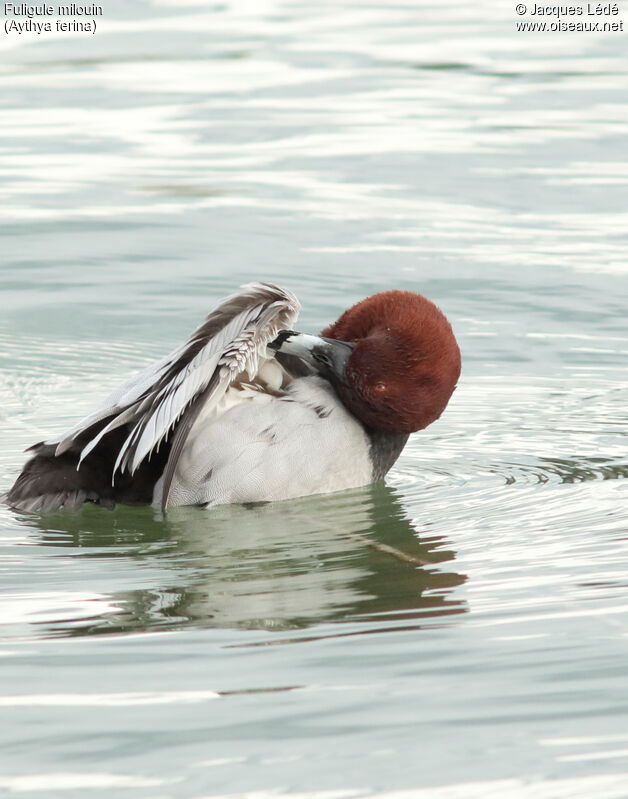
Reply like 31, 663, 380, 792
46, 282, 299, 501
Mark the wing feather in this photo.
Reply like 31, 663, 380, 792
47, 282, 300, 496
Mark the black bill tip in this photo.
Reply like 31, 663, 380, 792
268, 330, 297, 350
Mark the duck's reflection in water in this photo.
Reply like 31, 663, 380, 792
31, 484, 467, 639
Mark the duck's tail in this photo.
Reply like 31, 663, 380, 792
3, 424, 169, 513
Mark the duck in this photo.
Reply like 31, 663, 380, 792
4, 282, 461, 513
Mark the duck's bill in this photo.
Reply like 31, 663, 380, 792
269, 331, 354, 384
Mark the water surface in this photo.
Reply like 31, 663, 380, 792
1, 2, 628, 797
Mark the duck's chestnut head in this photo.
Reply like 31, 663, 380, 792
273, 290, 460, 435
318, 290, 460, 433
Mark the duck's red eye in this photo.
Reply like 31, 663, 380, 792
374, 382, 387, 393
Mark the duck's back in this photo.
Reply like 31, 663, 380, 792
4, 283, 302, 512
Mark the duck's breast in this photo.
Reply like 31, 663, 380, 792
154, 376, 374, 507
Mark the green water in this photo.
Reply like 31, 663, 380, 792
1, 2, 628, 797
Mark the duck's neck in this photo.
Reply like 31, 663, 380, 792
367, 429, 410, 480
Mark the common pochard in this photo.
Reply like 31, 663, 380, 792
5, 282, 460, 512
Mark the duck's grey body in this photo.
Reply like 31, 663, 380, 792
156, 368, 374, 508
